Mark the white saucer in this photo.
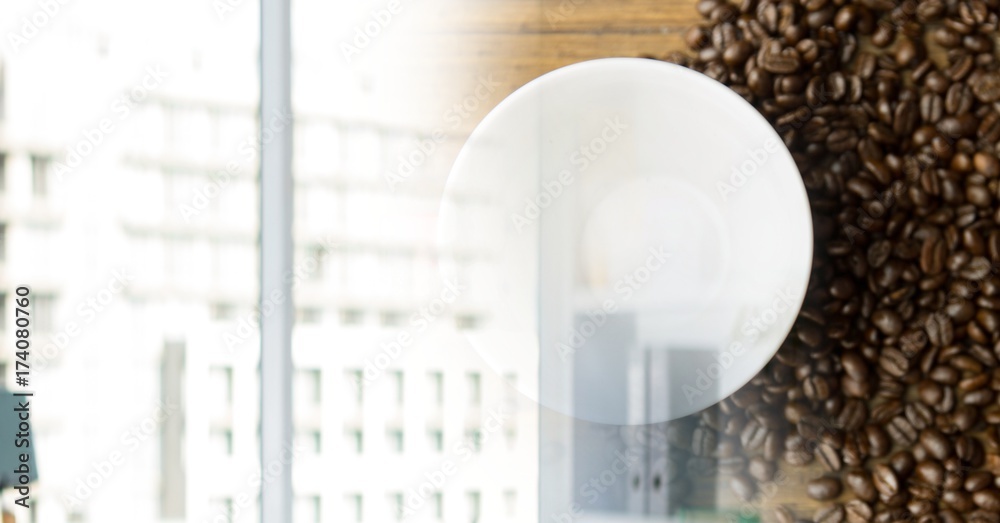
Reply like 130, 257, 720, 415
439, 58, 813, 424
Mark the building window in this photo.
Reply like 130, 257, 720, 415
295, 369, 321, 406
428, 371, 443, 406
456, 314, 479, 330
307, 244, 326, 279
386, 429, 403, 453
345, 429, 363, 454
466, 429, 482, 453
504, 490, 517, 517
390, 370, 404, 405
296, 307, 321, 325
467, 372, 481, 405
505, 428, 518, 450
31, 155, 51, 197
387, 492, 404, 521
0, 223, 6, 262
209, 366, 233, 409
0, 292, 5, 331
208, 498, 234, 523
345, 494, 362, 522
466, 492, 481, 523
0, 62, 5, 121
210, 302, 236, 320
340, 308, 364, 325
345, 369, 363, 405
0, 152, 6, 192
433, 492, 443, 520
297, 430, 322, 455
210, 428, 233, 456
428, 429, 443, 452
33, 293, 55, 332
380, 311, 402, 326
295, 496, 320, 523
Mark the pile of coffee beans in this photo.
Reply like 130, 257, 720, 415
651, 0, 1000, 520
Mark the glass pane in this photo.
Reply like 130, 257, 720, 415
0, 1, 260, 522
289, 0, 539, 521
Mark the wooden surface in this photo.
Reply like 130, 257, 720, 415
409, 1, 838, 520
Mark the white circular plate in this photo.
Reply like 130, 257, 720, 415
439, 58, 812, 424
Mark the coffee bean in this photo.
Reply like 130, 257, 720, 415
861, 426, 887, 459
740, 418, 768, 451
827, 128, 858, 152
759, 43, 801, 74
844, 500, 872, 523
808, 476, 844, 501
915, 459, 945, 486
973, 488, 1000, 510
691, 426, 717, 456
723, 41, 753, 67
957, 433, 985, 465
747, 456, 775, 482
729, 473, 756, 502
965, 471, 994, 491
878, 347, 909, 377
871, 308, 902, 335
888, 414, 918, 445
930, 365, 960, 384
905, 402, 934, 430
785, 447, 813, 466
939, 113, 979, 137
845, 468, 878, 502
816, 442, 843, 472
815, 504, 845, 523
943, 489, 976, 512
837, 398, 868, 430
968, 511, 1000, 523
919, 427, 953, 459
940, 509, 965, 523
889, 450, 916, 477
872, 463, 899, 497
773, 505, 795, 523
973, 71, 1000, 103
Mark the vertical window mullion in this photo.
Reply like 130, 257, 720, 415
259, 0, 294, 521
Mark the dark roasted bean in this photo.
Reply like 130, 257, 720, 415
808, 476, 844, 501
844, 500, 872, 523
815, 504, 845, 523
872, 463, 899, 497
845, 468, 878, 502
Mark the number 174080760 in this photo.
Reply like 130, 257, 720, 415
13, 286, 31, 388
